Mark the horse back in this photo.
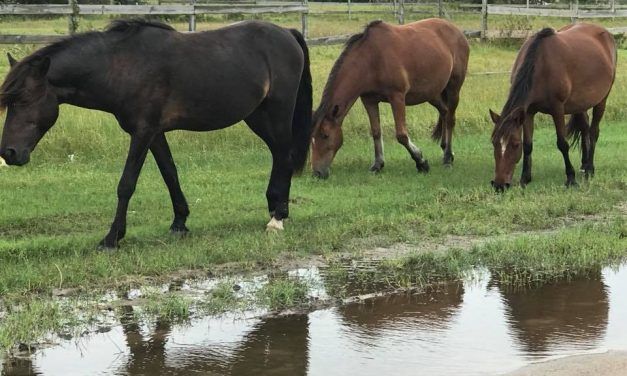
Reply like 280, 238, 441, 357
112, 21, 303, 132
526, 23, 616, 114
364, 19, 469, 103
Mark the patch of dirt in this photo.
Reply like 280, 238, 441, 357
507, 351, 627, 376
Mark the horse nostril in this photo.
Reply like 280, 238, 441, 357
4, 148, 16, 159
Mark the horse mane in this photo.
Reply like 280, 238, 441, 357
492, 27, 555, 142
313, 20, 383, 125
0, 19, 174, 109
106, 19, 175, 33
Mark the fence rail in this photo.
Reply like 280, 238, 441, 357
1, 1, 627, 44
0, 2, 309, 35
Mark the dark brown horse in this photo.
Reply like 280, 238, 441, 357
311, 18, 469, 178
0, 20, 312, 248
490, 23, 616, 191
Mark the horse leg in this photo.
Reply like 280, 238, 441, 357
389, 92, 429, 173
520, 114, 535, 187
586, 98, 606, 178
428, 96, 449, 166
442, 83, 462, 167
552, 108, 577, 187
361, 97, 384, 172
150, 133, 190, 235
99, 129, 155, 248
245, 106, 294, 231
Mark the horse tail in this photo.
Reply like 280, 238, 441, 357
431, 119, 444, 143
566, 112, 589, 148
289, 29, 313, 175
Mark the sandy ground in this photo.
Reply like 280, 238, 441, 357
508, 351, 627, 376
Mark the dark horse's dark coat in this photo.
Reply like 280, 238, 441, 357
0, 20, 312, 247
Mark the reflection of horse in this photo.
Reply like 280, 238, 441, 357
493, 274, 609, 354
338, 283, 464, 336
1, 355, 36, 376
117, 306, 309, 375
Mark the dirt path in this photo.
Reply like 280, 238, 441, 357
507, 351, 627, 376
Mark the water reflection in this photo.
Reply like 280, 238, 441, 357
493, 272, 609, 357
113, 308, 309, 376
2, 265, 626, 376
339, 283, 464, 336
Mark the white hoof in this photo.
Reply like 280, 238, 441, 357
0, 157, 6, 168
266, 217, 284, 232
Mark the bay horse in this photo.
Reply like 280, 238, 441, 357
0, 20, 312, 248
311, 18, 469, 178
489, 23, 616, 191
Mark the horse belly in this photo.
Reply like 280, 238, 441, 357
161, 81, 267, 132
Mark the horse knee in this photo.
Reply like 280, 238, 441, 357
557, 138, 569, 153
371, 129, 382, 140
396, 133, 409, 145
117, 184, 135, 201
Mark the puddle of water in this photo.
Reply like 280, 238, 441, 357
2, 264, 627, 376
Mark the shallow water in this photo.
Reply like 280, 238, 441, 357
2, 264, 627, 376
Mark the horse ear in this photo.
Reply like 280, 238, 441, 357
7, 53, 17, 67
29, 56, 50, 75
489, 109, 501, 124
511, 107, 526, 125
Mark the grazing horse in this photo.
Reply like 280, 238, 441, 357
489, 23, 616, 191
311, 18, 469, 178
0, 20, 312, 248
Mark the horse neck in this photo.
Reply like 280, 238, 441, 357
326, 52, 371, 122
48, 37, 119, 113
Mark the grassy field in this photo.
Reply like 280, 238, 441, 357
0, 18, 626, 348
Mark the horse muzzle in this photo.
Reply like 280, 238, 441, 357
491, 180, 511, 193
0, 147, 30, 166
313, 168, 330, 180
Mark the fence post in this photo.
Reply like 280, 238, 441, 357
398, 0, 404, 24
68, 0, 79, 34
392, 0, 397, 21
188, 0, 196, 32
526, 0, 529, 9
348, 0, 351, 20
438, 0, 443, 17
301, 0, 309, 39
570, 0, 578, 23
481, 0, 487, 41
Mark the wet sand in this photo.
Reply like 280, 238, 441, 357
508, 351, 627, 376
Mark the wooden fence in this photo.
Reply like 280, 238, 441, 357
0, 1, 309, 42
1, 0, 627, 44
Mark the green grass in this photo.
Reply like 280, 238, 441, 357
257, 278, 310, 310
0, 43, 625, 297
0, 18, 626, 349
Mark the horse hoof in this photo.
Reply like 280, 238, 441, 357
97, 239, 118, 251
369, 162, 384, 173
170, 228, 189, 238
266, 217, 284, 232
170, 224, 190, 237
442, 154, 454, 166
565, 180, 579, 188
416, 160, 430, 173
